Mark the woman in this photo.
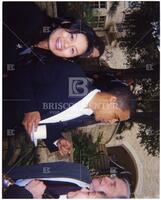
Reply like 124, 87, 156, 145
3, 5, 105, 156
19, 20, 98, 58
5, 17, 105, 81
33, 18, 102, 58
4, 2, 105, 71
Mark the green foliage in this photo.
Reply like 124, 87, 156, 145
136, 79, 159, 112
137, 124, 159, 156
116, 2, 160, 156
72, 130, 103, 173
82, 3, 97, 26
3, 132, 38, 168
119, 2, 159, 68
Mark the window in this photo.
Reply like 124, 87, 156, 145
100, 2, 106, 8
90, 2, 99, 9
89, 16, 106, 29
90, 2, 107, 9
98, 16, 106, 28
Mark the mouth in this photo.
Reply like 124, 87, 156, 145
55, 37, 62, 50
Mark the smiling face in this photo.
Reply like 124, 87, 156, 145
48, 28, 88, 58
67, 188, 105, 199
90, 176, 129, 198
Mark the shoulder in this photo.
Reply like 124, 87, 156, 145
46, 56, 86, 76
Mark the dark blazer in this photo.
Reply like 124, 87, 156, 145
3, 161, 92, 198
5, 51, 94, 151
3, 2, 51, 68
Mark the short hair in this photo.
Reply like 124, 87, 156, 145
108, 86, 136, 117
122, 178, 131, 198
116, 171, 132, 198
108, 178, 131, 199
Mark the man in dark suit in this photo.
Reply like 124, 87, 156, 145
3, 161, 130, 198
4, 53, 136, 153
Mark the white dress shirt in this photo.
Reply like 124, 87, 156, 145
31, 89, 100, 146
16, 177, 89, 188
39, 89, 100, 124
16, 177, 90, 199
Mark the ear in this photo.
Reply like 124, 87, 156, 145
109, 96, 117, 103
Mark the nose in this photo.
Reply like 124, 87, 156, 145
64, 39, 70, 49
64, 36, 73, 49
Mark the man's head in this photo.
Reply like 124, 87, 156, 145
90, 176, 130, 198
67, 188, 107, 199
89, 86, 136, 124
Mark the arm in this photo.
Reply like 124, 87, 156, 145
25, 180, 46, 199
10, 65, 38, 114
43, 115, 92, 153
43, 124, 67, 152
42, 124, 72, 154
3, 185, 33, 199
3, 180, 46, 199
9, 65, 41, 134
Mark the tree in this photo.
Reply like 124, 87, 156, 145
115, 2, 159, 156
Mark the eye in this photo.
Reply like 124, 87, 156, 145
71, 48, 75, 55
112, 180, 116, 187
70, 33, 74, 40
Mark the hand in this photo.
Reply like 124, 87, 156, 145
57, 138, 72, 156
22, 111, 41, 135
25, 180, 46, 199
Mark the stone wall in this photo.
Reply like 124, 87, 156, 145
106, 123, 159, 198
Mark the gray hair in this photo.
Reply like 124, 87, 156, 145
119, 178, 131, 198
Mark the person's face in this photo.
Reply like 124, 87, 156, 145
67, 188, 103, 199
94, 95, 130, 124
90, 176, 128, 198
48, 28, 88, 58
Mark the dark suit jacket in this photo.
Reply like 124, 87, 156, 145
3, 161, 92, 198
3, 2, 51, 68
5, 51, 94, 151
